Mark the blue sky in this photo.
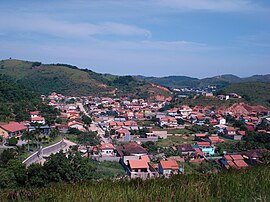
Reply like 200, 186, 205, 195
0, 0, 269, 78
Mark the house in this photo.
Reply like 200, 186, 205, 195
158, 160, 180, 177
30, 111, 46, 124
193, 116, 205, 124
194, 133, 208, 141
223, 127, 237, 139
241, 149, 267, 165
68, 121, 86, 131
150, 130, 168, 139
124, 155, 158, 179
218, 118, 226, 125
0, 122, 27, 138
31, 117, 46, 125
135, 112, 144, 120
176, 144, 195, 155
116, 142, 148, 157
30, 111, 40, 118
93, 143, 115, 156
207, 135, 224, 145
220, 154, 249, 169
159, 117, 178, 128
167, 108, 178, 117
194, 142, 215, 156
245, 122, 255, 131
179, 106, 192, 118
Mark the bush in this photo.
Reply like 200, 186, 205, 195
8, 137, 18, 146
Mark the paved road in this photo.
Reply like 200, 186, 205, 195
35, 139, 77, 165
77, 102, 111, 144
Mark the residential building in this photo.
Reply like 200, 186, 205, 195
158, 160, 180, 177
0, 122, 27, 138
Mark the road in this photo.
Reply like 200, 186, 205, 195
35, 139, 77, 165
77, 102, 111, 144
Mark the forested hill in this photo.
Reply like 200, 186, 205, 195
222, 82, 270, 109
138, 74, 270, 89
0, 75, 59, 122
0, 59, 171, 98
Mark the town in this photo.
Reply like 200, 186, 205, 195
1, 90, 269, 180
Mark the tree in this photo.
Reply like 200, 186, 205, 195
55, 118, 62, 124
8, 137, 18, 146
50, 128, 60, 139
177, 118, 185, 125
82, 115, 92, 126
27, 164, 48, 187
0, 149, 16, 165
69, 152, 96, 181
21, 130, 36, 151
6, 160, 27, 187
77, 132, 100, 146
97, 104, 104, 109
68, 128, 83, 135
43, 151, 72, 182
142, 141, 158, 153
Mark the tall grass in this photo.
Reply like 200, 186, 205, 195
1, 165, 269, 202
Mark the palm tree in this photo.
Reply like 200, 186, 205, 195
21, 130, 35, 152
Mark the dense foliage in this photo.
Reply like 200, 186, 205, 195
0, 75, 59, 122
68, 128, 100, 146
223, 82, 270, 108
0, 151, 124, 189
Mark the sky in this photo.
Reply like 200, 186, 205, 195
0, 0, 269, 78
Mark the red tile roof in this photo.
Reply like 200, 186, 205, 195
98, 143, 115, 150
230, 154, 243, 161
31, 117, 45, 121
194, 148, 204, 156
160, 160, 179, 170
140, 155, 150, 163
30, 111, 40, 115
226, 127, 236, 131
0, 122, 27, 133
195, 134, 207, 137
234, 160, 248, 168
129, 159, 149, 169
196, 142, 211, 147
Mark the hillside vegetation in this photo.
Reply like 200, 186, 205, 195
0, 75, 59, 122
223, 82, 270, 109
0, 165, 269, 202
0, 59, 170, 98
141, 74, 270, 89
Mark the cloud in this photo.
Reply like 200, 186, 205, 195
0, 17, 151, 38
157, 0, 263, 12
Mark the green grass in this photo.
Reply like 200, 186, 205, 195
94, 161, 126, 180
1, 164, 269, 201
157, 135, 195, 147
64, 134, 80, 144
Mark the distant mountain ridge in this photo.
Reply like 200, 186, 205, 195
137, 74, 270, 89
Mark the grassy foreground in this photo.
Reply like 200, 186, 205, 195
1, 164, 269, 202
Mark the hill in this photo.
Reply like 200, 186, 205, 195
140, 74, 270, 89
0, 60, 171, 98
136, 75, 199, 89
222, 82, 270, 109
0, 75, 59, 122
0, 164, 269, 201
